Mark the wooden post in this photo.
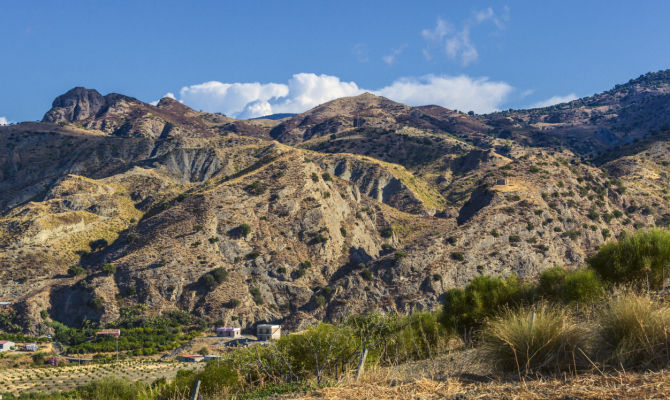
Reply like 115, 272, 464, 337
191, 380, 201, 400
355, 348, 368, 381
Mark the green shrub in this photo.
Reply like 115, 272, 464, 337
340, 227, 347, 237
231, 223, 251, 238
227, 298, 241, 308
596, 290, 670, 369
250, 287, 264, 305
101, 263, 116, 276
322, 172, 332, 181
450, 252, 465, 261
538, 266, 603, 303
508, 235, 521, 243
211, 267, 228, 283
245, 181, 268, 195
441, 275, 530, 335
200, 274, 217, 290
480, 304, 589, 375
162, 362, 239, 399
311, 172, 319, 182
68, 265, 86, 276
587, 228, 670, 289
77, 377, 149, 400
360, 268, 373, 281
381, 226, 394, 238
314, 295, 326, 307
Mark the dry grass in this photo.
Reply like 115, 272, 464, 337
479, 304, 590, 376
597, 289, 670, 369
286, 361, 670, 400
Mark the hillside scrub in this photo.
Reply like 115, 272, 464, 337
588, 228, 670, 289
441, 275, 532, 337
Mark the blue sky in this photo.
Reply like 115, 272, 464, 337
1, 1, 670, 122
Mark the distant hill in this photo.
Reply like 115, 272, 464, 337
1, 70, 670, 335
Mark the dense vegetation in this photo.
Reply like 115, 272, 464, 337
51, 308, 203, 355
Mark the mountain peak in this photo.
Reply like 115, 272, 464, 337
43, 87, 106, 123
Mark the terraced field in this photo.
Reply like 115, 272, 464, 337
0, 360, 201, 396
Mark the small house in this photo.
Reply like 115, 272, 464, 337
256, 324, 281, 341
179, 354, 204, 362
95, 329, 121, 338
0, 340, 15, 352
204, 355, 221, 361
216, 327, 241, 338
25, 343, 38, 352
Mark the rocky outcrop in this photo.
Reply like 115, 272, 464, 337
42, 87, 107, 123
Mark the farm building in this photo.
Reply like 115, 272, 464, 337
25, 343, 38, 352
179, 354, 204, 362
216, 327, 241, 338
95, 329, 121, 338
256, 324, 281, 341
204, 355, 221, 361
0, 340, 15, 352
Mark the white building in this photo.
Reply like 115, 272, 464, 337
216, 327, 241, 338
256, 324, 281, 341
204, 355, 221, 361
0, 340, 15, 352
25, 343, 38, 352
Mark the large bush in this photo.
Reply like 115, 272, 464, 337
441, 275, 530, 336
538, 266, 603, 303
588, 228, 670, 289
480, 304, 590, 375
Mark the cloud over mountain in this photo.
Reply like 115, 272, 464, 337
530, 93, 578, 108
166, 73, 513, 118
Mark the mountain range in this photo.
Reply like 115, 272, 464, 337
1, 70, 669, 335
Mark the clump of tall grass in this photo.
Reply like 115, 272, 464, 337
596, 290, 670, 369
480, 304, 590, 376
588, 228, 670, 289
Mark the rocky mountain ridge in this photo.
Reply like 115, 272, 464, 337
1, 70, 670, 335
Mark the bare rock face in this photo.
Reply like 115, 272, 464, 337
43, 87, 107, 123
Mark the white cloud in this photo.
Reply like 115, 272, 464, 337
375, 75, 513, 114
422, 7, 510, 66
530, 93, 577, 108
421, 17, 451, 42
0, 117, 8, 126
382, 44, 407, 65
164, 73, 513, 118
172, 73, 364, 119
179, 81, 289, 115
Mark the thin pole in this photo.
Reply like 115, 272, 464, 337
355, 348, 368, 380
191, 380, 201, 400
